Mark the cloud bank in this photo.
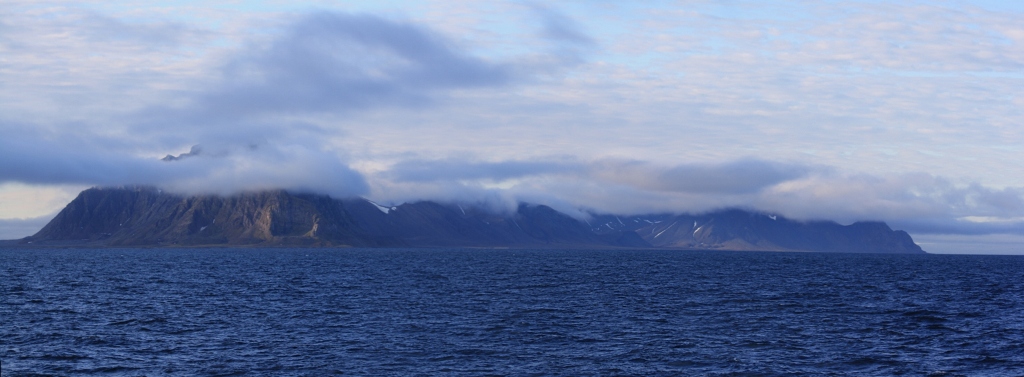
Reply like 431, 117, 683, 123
366, 155, 1024, 236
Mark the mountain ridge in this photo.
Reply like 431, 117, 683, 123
19, 187, 925, 253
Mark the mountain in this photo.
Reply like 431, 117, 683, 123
587, 210, 923, 253
21, 187, 645, 248
20, 187, 924, 253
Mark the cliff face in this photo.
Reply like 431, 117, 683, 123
29, 188, 366, 246
23, 187, 924, 253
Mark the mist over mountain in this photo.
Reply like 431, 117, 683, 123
20, 187, 923, 254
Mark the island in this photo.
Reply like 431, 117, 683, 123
18, 186, 925, 253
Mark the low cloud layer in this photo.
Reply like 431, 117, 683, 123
0, 126, 368, 198
369, 156, 1024, 236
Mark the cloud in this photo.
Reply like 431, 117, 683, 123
386, 158, 582, 182
371, 157, 821, 214
2, 10, 539, 199
156, 142, 369, 197
75, 11, 201, 48
0, 124, 368, 198
162, 144, 204, 161
116, 10, 552, 184
527, 3, 595, 46
383, 157, 811, 194
184, 12, 513, 121
590, 159, 814, 194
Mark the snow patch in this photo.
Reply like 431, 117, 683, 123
368, 200, 391, 214
769, 215, 777, 221
655, 221, 677, 238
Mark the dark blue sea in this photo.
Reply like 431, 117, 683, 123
2, 248, 1023, 376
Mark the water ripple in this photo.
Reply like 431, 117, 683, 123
2, 248, 1023, 376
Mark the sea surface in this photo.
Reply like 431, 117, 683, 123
2, 248, 1023, 376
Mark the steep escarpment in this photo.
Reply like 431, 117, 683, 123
28, 187, 366, 246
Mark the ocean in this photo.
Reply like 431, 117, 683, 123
2, 248, 1023, 376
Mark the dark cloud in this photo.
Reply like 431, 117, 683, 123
128, 11, 527, 155
196, 12, 512, 119
960, 183, 1024, 214
521, 4, 595, 67
527, 4, 595, 46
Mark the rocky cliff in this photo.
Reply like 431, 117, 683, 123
22, 187, 924, 253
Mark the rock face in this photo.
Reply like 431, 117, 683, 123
23, 187, 924, 253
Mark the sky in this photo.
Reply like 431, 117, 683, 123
1, 0, 1023, 254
